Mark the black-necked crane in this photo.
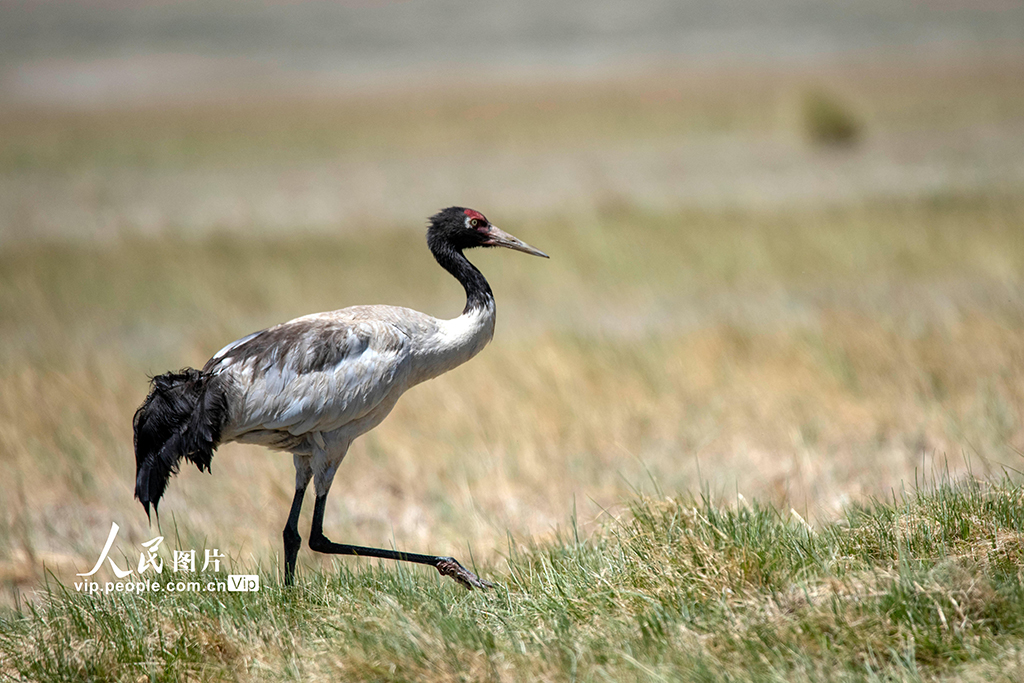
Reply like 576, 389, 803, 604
133, 207, 547, 589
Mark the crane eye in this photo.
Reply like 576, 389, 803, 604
470, 218, 480, 228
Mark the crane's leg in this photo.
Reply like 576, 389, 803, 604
306, 463, 492, 589
283, 455, 313, 586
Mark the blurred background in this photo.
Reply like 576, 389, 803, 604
1, 0, 1023, 599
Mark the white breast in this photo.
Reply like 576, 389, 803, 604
410, 303, 495, 385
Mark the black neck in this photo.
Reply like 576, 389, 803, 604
429, 239, 494, 314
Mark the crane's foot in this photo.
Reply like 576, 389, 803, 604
434, 557, 494, 590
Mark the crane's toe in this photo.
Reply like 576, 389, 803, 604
434, 557, 494, 590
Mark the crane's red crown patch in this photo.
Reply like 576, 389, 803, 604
463, 209, 486, 223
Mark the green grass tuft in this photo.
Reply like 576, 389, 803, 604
3, 476, 1024, 681
801, 88, 863, 147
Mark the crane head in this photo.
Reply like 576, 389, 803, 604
428, 207, 549, 258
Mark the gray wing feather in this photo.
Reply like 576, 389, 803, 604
210, 330, 263, 361
208, 310, 416, 438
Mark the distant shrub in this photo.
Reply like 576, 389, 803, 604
800, 88, 862, 147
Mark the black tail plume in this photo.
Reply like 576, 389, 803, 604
133, 368, 228, 522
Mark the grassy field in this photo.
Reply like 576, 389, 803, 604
1, 57, 1024, 679
4, 476, 1024, 681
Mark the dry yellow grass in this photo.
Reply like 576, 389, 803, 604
1, 198, 1022, 603
1, 58, 1023, 607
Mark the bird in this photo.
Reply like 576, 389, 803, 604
133, 207, 548, 589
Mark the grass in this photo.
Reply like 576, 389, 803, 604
0, 78, 777, 173
2, 55, 1024, 679
2, 60, 1023, 174
800, 88, 862, 147
1, 192, 1023, 604
3, 474, 1024, 681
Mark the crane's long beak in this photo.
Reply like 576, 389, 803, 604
483, 225, 549, 258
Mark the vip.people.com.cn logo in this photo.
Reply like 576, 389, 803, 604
74, 522, 259, 594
